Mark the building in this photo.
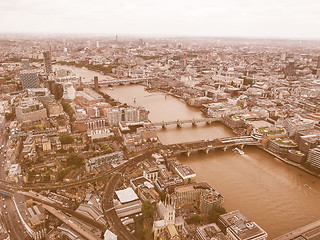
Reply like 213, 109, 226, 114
170, 182, 223, 211
219, 210, 267, 240
171, 162, 196, 184
20, 70, 39, 89
14, 195, 47, 240
143, 167, 159, 182
43, 51, 52, 75
296, 129, 320, 154
105, 107, 149, 126
114, 187, 142, 218
21, 59, 30, 70
273, 219, 320, 240
267, 137, 297, 155
196, 223, 227, 240
75, 88, 104, 105
130, 176, 160, 203
94, 76, 99, 92
86, 151, 125, 173
307, 146, 320, 169
15, 98, 47, 122
42, 137, 51, 151
8, 163, 21, 183
153, 201, 184, 240
104, 230, 117, 240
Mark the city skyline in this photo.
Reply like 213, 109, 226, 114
1, 0, 320, 40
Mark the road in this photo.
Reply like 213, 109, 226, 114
0, 128, 7, 180
102, 150, 154, 240
0, 195, 31, 240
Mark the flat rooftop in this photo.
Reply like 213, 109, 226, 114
115, 187, 139, 204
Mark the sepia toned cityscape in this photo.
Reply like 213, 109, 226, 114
0, 1, 320, 240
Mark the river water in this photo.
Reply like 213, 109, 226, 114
62, 66, 320, 238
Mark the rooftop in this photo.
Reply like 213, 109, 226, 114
115, 187, 139, 204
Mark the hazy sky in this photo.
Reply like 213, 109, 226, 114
1, 0, 320, 39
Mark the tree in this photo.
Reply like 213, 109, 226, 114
159, 191, 166, 202
208, 207, 227, 224
103, 143, 112, 154
59, 134, 74, 145
66, 155, 84, 167
61, 100, 74, 118
53, 83, 64, 100
142, 200, 155, 220
5, 113, 15, 121
186, 215, 203, 224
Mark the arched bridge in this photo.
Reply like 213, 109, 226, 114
163, 136, 260, 156
153, 118, 220, 128
92, 78, 155, 86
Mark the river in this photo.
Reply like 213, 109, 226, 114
61, 66, 320, 238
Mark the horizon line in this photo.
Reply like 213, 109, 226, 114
1, 31, 320, 42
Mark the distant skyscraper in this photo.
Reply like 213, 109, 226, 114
20, 70, 39, 89
285, 59, 296, 78
138, 39, 144, 47
21, 59, 30, 70
94, 76, 99, 92
43, 51, 52, 75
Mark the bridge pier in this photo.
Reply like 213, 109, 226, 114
223, 146, 227, 152
240, 144, 244, 149
205, 148, 209, 154
192, 119, 197, 126
162, 123, 167, 129
177, 121, 181, 128
206, 121, 212, 125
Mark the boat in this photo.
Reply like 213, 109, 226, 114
109, 87, 113, 90
304, 184, 311, 189
233, 147, 244, 155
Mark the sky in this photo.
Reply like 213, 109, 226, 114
0, 0, 320, 39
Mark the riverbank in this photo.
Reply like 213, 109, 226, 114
260, 146, 320, 180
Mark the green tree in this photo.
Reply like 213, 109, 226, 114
158, 191, 166, 202
5, 113, 15, 121
61, 100, 74, 118
186, 215, 203, 224
142, 200, 155, 220
208, 207, 227, 224
66, 155, 84, 167
59, 134, 74, 144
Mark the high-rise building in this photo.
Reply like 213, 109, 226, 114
307, 146, 320, 169
94, 76, 99, 92
20, 70, 39, 89
317, 56, 320, 78
21, 59, 30, 70
286, 60, 296, 77
43, 51, 52, 75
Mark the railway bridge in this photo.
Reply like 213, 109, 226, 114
153, 117, 220, 128
163, 136, 260, 156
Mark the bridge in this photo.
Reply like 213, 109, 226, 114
163, 136, 260, 156
91, 78, 155, 86
153, 118, 220, 128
